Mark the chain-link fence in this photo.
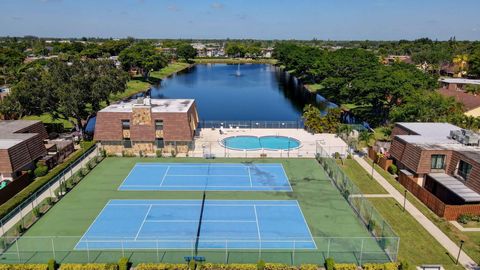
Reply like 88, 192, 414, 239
0, 146, 99, 239
0, 236, 396, 265
316, 153, 399, 263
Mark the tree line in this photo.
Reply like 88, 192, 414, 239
274, 43, 479, 130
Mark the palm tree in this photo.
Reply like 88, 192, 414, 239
453, 54, 469, 77
358, 131, 375, 148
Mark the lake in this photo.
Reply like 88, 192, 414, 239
147, 64, 335, 121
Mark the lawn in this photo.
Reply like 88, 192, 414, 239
304, 84, 324, 93
336, 159, 387, 194
2, 158, 386, 265
365, 157, 480, 265
369, 198, 464, 270
22, 114, 74, 129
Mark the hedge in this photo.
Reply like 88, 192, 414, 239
0, 265, 48, 270
135, 264, 188, 270
60, 264, 117, 270
333, 264, 356, 270
0, 141, 96, 219
363, 263, 399, 270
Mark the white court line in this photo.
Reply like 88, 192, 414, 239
279, 165, 293, 192
253, 204, 261, 242
74, 199, 113, 249
159, 165, 171, 187
145, 220, 256, 223
117, 165, 138, 191
108, 203, 299, 207
120, 185, 290, 188
135, 205, 153, 241
294, 200, 318, 249
248, 167, 253, 187
135, 163, 284, 167
163, 174, 248, 177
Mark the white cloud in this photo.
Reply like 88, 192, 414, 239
210, 2, 224, 10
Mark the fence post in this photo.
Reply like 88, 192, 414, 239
359, 239, 364, 266
156, 240, 160, 263
16, 238, 21, 262
327, 238, 331, 258
225, 240, 228, 263
292, 240, 296, 266
51, 237, 56, 260
86, 239, 90, 263
121, 240, 125, 257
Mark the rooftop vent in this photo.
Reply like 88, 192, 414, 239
450, 129, 480, 146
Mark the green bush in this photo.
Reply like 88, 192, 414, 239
118, 258, 130, 270
257, 261, 265, 270
334, 152, 340, 159
0, 264, 48, 270
34, 166, 49, 177
0, 142, 96, 219
171, 149, 177, 157
32, 206, 41, 218
363, 263, 399, 270
46, 197, 54, 206
458, 214, 472, 224
325, 258, 335, 270
264, 264, 293, 270
48, 259, 57, 270
299, 265, 318, 270
398, 261, 409, 270
156, 150, 163, 158
136, 263, 188, 270
60, 264, 118, 270
16, 223, 25, 234
387, 164, 398, 175
383, 263, 399, 270
333, 264, 356, 270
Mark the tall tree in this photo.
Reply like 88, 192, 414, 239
176, 44, 197, 62
118, 42, 168, 79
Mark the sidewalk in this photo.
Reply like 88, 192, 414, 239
354, 156, 478, 270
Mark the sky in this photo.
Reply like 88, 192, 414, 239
1, 0, 480, 40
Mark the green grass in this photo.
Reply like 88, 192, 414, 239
22, 114, 74, 129
149, 62, 191, 80
304, 84, 324, 93
3, 158, 386, 265
193, 58, 277, 65
336, 159, 387, 194
364, 157, 480, 265
369, 198, 463, 270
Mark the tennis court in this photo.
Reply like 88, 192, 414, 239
75, 199, 316, 250
119, 163, 292, 191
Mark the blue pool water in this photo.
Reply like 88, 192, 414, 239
221, 136, 301, 151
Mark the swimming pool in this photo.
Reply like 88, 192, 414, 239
220, 135, 301, 151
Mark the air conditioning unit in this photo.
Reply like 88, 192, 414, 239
450, 129, 480, 146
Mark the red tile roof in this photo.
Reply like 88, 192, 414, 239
438, 88, 480, 111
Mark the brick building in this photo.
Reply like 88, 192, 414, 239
0, 120, 49, 181
94, 98, 199, 155
389, 122, 480, 219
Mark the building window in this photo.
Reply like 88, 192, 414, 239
155, 120, 164, 130
458, 160, 473, 180
123, 139, 132, 148
431, 155, 445, 170
121, 120, 130, 130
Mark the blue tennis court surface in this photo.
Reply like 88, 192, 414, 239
119, 163, 292, 191
75, 200, 316, 250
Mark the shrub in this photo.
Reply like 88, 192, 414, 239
33, 206, 41, 218
60, 264, 118, 270
46, 197, 54, 206
458, 214, 472, 224
16, 223, 25, 234
34, 166, 49, 177
188, 260, 195, 270
363, 263, 399, 270
88, 160, 97, 170
333, 264, 356, 270
299, 265, 318, 270
398, 261, 409, 270
257, 261, 265, 270
347, 154, 352, 159
100, 149, 106, 157
171, 150, 177, 158
48, 259, 57, 270
136, 263, 188, 270
325, 258, 335, 270
0, 264, 49, 270
334, 152, 340, 159
387, 164, 398, 175
156, 150, 163, 158
264, 264, 292, 270
118, 258, 130, 270
383, 263, 399, 270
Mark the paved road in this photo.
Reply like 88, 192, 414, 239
354, 156, 478, 270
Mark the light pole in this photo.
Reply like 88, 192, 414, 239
456, 240, 465, 265
403, 190, 407, 212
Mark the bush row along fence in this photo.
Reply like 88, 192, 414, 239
316, 146, 399, 263
0, 236, 395, 265
0, 144, 99, 239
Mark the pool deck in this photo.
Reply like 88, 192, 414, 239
191, 128, 347, 158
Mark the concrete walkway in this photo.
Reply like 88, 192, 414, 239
354, 156, 478, 270
349, 194, 393, 198
450, 221, 480, 232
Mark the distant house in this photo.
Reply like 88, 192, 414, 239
438, 78, 480, 117
389, 122, 480, 220
382, 55, 413, 65
94, 98, 199, 156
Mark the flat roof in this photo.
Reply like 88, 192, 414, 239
100, 99, 194, 113
428, 173, 480, 203
396, 122, 461, 138
439, 78, 480, 85
0, 120, 42, 149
